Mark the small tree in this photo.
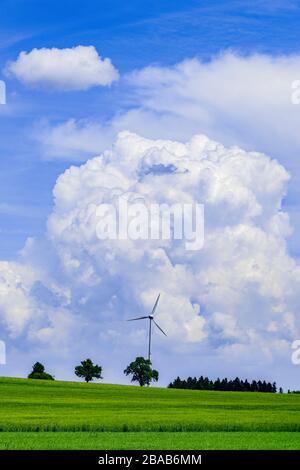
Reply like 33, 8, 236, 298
28, 362, 54, 380
75, 358, 102, 383
124, 356, 159, 387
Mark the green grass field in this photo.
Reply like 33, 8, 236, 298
0, 377, 299, 449
0, 432, 299, 450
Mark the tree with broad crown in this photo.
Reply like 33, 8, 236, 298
28, 362, 54, 380
124, 356, 159, 387
74, 358, 103, 383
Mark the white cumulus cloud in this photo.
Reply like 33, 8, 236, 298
1, 131, 299, 386
36, 52, 300, 257
6, 45, 119, 90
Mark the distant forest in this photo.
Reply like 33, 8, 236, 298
168, 376, 278, 393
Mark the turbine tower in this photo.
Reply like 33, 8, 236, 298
127, 293, 167, 360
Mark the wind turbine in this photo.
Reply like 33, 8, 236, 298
127, 293, 167, 361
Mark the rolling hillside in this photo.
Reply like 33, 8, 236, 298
0, 377, 300, 449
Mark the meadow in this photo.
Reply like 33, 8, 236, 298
0, 377, 299, 449
0, 432, 299, 450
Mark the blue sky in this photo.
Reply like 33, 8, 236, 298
1, 0, 300, 388
1, 0, 300, 257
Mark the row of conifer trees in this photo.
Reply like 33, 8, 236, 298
168, 375, 278, 393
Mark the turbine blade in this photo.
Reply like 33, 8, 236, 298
127, 316, 149, 321
151, 293, 161, 316
153, 319, 167, 336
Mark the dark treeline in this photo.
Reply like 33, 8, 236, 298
168, 376, 277, 393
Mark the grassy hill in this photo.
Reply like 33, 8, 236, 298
0, 377, 300, 449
